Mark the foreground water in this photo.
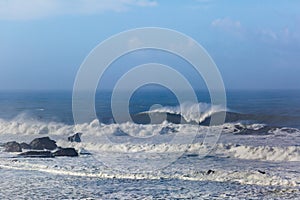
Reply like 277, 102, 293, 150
0, 89, 299, 199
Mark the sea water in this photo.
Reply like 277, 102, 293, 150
0, 89, 299, 199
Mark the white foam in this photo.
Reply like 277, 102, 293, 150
0, 158, 297, 187
1, 115, 299, 162
218, 143, 300, 162
0, 118, 73, 135
222, 123, 267, 134
0, 114, 202, 138
269, 127, 300, 135
54, 138, 300, 162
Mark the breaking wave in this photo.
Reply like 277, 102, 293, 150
135, 102, 226, 124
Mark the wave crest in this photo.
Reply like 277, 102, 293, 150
142, 102, 226, 124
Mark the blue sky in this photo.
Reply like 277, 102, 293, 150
0, 0, 299, 90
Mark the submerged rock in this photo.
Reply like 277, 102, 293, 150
186, 153, 198, 157
68, 132, 82, 143
207, 169, 215, 175
52, 147, 78, 157
159, 126, 178, 135
4, 141, 22, 152
78, 148, 92, 155
19, 151, 54, 158
29, 137, 57, 150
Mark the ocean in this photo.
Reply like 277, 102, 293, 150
0, 89, 299, 199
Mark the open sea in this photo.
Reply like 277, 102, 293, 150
0, 89, 299, 199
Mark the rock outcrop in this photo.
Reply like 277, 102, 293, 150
52, 147, 78, 157
20, 142, 31, 150
3, 136, 80, 158
29, 137, 57, 150
19, 151, 54, 158
4, 141, 22, 152
159, 126, 178, 135
68, 133, 82, 143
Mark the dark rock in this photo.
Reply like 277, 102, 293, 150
68, 132, 82, 142
234, 126, 274, 135
52, 147, 78, 157
29, 137, 57, 150
20, 142, 31, 150
186, 153, 198, 157
19, 151, 54, 158
258, 170, 266, 174
4, 141, 22, 152
159, 126, 178, 135
207, 169, 215, 175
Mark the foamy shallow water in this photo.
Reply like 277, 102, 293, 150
0, 158, 299, 199
0, 168, 299, 199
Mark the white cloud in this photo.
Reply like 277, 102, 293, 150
260, 29, 278, 40
0, 0, 157, 20
259, 27, 299, 43
211, 17, 241, 31
258, 27, 300, 51
211, 17, 245, 39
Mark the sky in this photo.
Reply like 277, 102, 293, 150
0, 0, 300, 90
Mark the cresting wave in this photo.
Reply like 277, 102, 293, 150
138, 102, 226, 124
0, 120, 299, 162
0, 116, 73, 135
1, 113, 299, 137
54, 141, 300, 162
1, 110, 300, 163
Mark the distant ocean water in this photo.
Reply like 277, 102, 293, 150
1, 89, 300, 127
0, 89, 299, 199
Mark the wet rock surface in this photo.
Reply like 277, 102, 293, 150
4, 141, 22, 152
29, 137, 57, 150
